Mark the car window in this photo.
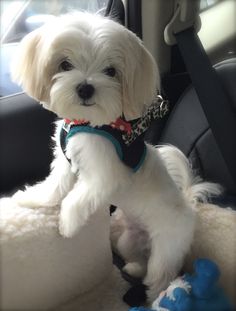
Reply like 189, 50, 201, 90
0, 0, 109, 97
200, 0, 221, 11
199, 0, 236, 64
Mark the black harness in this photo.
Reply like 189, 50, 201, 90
60, 95, 169, 171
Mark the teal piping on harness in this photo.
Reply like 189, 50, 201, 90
66, 125, 124, 161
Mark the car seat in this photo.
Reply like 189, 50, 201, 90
148, 58, 236, 204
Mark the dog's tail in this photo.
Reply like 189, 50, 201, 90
158, 145, 222, 204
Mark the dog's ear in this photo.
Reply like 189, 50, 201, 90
121, 32, 159, 120
11, 27, 49, 101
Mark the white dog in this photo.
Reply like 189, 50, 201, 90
11, 13, 220, 301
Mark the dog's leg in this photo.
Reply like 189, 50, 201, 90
144, 236, 185, 303
13, 155, 75, 208
114, 224, 148, 278
59, 179, 107, 237
59, 135, 132, 237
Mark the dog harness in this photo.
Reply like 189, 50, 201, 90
60, 95, 169, 172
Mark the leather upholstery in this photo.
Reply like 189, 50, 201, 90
0, 93, 56, 193
160, 58, 236, 194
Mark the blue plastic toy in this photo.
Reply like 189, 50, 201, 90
129, 259, 234, 311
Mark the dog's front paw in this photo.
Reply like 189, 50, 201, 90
59, 202, 86, 238
59, 215, 79, 238
12, 190, 42, 208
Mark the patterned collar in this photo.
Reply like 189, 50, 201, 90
63, 117, 132, 135
122, 95, 169, 145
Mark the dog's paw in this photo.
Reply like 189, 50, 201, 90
12, 190, 42, 208
59, 216, 78, 238
122, 262, 146, 278
59, 207, 84, 238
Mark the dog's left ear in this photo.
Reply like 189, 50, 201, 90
121, 31, 159, 120
11, 27, 49, 102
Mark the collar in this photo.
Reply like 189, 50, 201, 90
122, 95, 169, 145
63, 117, 132, 135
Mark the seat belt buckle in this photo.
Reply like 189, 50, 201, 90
164, 0, 201, 46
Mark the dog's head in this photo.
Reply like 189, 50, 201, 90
12, 13, 159, 125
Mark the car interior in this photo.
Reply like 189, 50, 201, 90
0, 0, 235, 309
1, 0, 235, 201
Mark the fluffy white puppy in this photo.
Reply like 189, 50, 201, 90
11, 13, 220, 301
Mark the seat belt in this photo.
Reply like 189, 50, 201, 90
175, 27, 236, 186
164, 0, 236, 187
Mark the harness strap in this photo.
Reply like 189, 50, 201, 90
60, 122, 147, 172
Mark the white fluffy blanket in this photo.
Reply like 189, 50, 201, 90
0, 197, 129, 310
184, 203, 236, 305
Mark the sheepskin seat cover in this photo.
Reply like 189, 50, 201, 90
0, 197, 113, 310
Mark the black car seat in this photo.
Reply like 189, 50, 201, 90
159, 58, 236, 204
0, 94, 56, 194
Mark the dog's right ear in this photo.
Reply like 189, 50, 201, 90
11, 28, 48, 101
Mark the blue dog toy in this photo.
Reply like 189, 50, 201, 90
129, 259, 233, 311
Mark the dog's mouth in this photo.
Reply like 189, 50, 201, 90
80, 100, 96, 107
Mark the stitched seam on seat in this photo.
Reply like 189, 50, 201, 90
187, 127, 210, 158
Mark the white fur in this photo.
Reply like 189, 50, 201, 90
184, 203, 236, 305
11, 12, 220, 302
151, 277, 191, 310
110, 207, 150, 278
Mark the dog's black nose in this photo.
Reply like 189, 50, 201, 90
76, 83, 95, 100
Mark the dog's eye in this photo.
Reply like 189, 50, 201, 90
103, 66, 116, 77
60, 60, 74, 71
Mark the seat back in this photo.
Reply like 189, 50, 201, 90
159, 58, 236, 194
